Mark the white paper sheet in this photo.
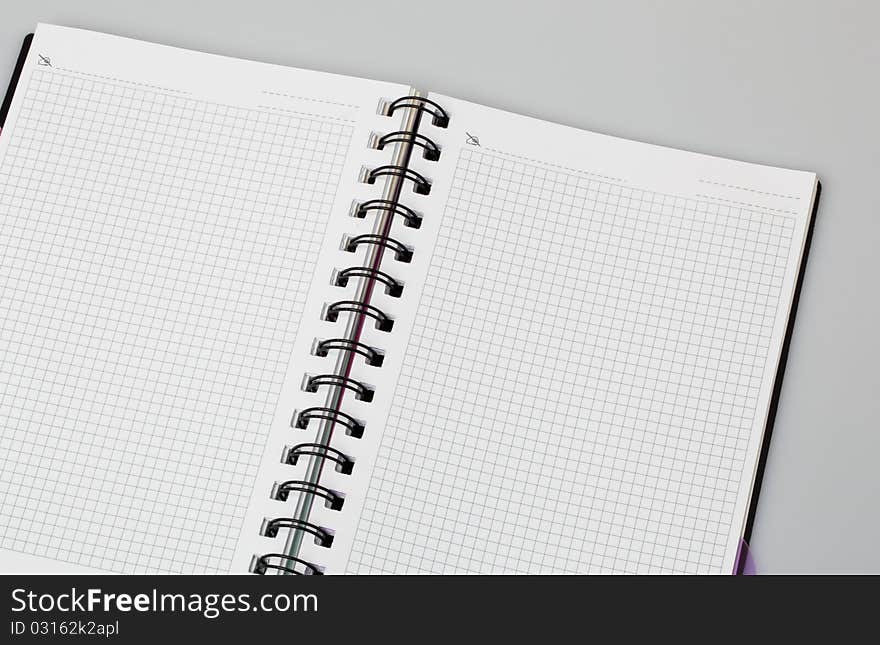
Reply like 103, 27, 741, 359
340, 95, 818, 573
0, 24, 407, 573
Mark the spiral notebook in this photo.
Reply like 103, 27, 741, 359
0, 24, 819, 575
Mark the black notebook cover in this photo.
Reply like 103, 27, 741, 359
739, 180, 821, 570
0, 33, 33, 132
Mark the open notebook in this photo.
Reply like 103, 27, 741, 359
0, 24, 819, 574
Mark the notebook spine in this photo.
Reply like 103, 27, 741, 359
251, 93, 448, 575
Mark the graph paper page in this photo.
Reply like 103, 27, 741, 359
344, 96, 818, 574
0, 24, 407, 572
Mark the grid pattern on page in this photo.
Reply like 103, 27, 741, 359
0, 66, 353, 572
348, 147, 797, 574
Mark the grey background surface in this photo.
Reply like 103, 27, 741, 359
1, 0, 877, 573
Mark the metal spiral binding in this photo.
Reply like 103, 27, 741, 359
353, 200, 422, 229
335, 267, 403, 298
252, 92, 448, 575
364, 165, 432, 194
313, 338, 384, 367
375, 131, 441, 161
284, 443, 354, 474
345, 234, 413, 263
254, 554, 322, 576
292, 407, 364, 439
273, 480, 344, 510
384, 95, 450, 127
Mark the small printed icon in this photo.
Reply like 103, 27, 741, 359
465, 132, 481, 146
37, 54, 52, 67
